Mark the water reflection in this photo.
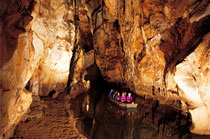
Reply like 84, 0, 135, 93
69, 92, 192, 139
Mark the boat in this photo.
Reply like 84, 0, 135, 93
108, 96, 138, 109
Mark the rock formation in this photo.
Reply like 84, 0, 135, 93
79, 0, 210, 135
174, 33, 210, 135
0, 0, 75, 137
0, 0, 34, 138
0, 0, 210, 138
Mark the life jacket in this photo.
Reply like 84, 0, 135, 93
121, 96, 126, 102
127, 96, 133, 102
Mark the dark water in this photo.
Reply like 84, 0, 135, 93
69, 91, 209, 139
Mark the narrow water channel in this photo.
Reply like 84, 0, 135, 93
69, 89, 193, 139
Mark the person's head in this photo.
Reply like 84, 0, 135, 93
117, 92, 120, 95
128, 93, 131, 96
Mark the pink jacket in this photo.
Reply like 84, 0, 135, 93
127, 96, 133, 102
121, 96, 126, 102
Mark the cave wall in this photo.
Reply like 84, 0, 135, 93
174, 33, 210, 134
89, 0, 210, 96
0, 0, 76, 138
0, 1, 34, 138
78, 0, 210, 135
29, 0, 75, 96
0, 0, 97, 137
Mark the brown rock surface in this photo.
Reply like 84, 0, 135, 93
0, 0, 76, 137
91, 0, 210, 96
81, 0, 210, 135
30, 0, 75, 96
13, 96, 86, 139
0, 1, 34, 138
0, 88, 32, 139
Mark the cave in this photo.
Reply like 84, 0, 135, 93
0, 0, 210, 138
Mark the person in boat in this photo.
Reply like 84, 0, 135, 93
127, 92, 133, 103
121, 92, 126, 102
115, 92, 121, 101
109, 89, 114, 97
112, 91, 117, 99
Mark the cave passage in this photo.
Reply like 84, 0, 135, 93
1, 0, 210, 138
69, 85, 193, 139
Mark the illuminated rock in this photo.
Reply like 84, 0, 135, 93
0, 89, 32, 139
30, 0, 75, 96
0, 0, 75, 137
175, 33, 210, 135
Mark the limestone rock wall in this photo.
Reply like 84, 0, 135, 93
0, 0, 75, 138
90, 0, 210, 96
30, 0, 75, 96
0, 0, 34, 138
68, 0, 99, 99
174, 33, 210, 135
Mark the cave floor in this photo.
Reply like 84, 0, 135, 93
13, 95, 86, 139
